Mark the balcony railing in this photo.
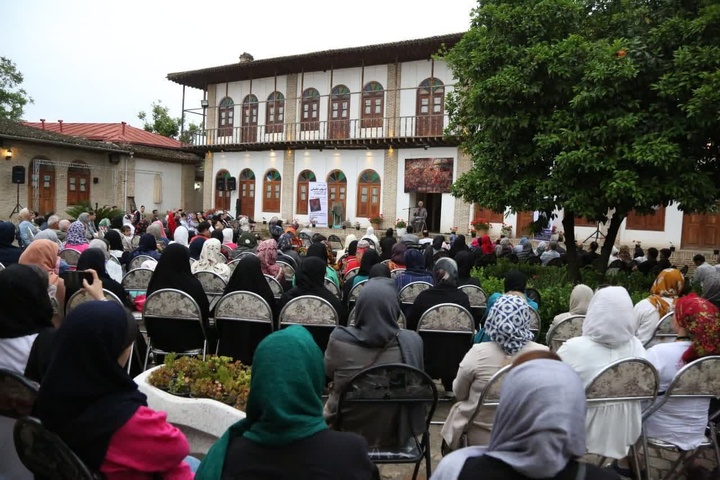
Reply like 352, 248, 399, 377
188, 115, 450, 148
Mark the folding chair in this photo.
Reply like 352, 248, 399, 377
344, 267, 360, 283
324, 277, 341, 299
643, 312, 676, 349
545, 315, 585, 352
390, 268, 406, 280
459, 284, 488, 330
279, 295, 338, 353
214, 291, 273, 365
347, 279, 368, 310
398, 281, 433, 307
58, 249, 80, 269
128, 254, 156, 271
65, 289, 123, 317
193, 271, 227, 310
264, 274, 284, 300
528, 308, 541, 340
0, 369, 38, 480
276, 260, 295, 283
456, 365, 512, 450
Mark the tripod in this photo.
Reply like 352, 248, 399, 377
582, 223, 606, 243
9, 183, 22, 218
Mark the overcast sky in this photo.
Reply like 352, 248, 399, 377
5, 0, 475, 128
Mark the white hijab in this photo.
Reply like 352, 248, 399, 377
171, 226, 189, 247
222, 228, 234, 245
582, 286, 636, 348
190, 238, 230, 281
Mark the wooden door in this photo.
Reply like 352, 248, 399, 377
516, 211, 535, 236
31, 163, 56, 214
416, 78, 444, 136
263, 170, 281, 213
241, 95, 258, 143
356, 170, 380, 218
327, 170, 347, 226
67, 163, 90, 206
238, 169, 255, 220
682, 213, 720, 249
329, 85, 350, 140
215, 170, 231, 211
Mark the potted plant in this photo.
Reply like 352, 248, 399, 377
395, 218, 407, 237
354, 221, 361, 231
369, 214, 383, 230
501, 223, 513, 237
472, 218, 490, 235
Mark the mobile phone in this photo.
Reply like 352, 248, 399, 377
68, 270, 93, 285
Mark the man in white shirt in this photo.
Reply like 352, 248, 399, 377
693, 254, 715, 285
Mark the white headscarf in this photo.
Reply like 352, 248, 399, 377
140, 259, 157, 271
171, 226, 189, 247
222, 228, 234, 245
190, 238, 230, 281
88, 239, 109, 258
581, 286, 635, 348
568, 284, 594, 315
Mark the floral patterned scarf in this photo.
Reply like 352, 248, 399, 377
256, 239, 281, 280
485, 294, 534, 355
66, 221, 89, 246
675, 293, 720, 363
648, 268, 684, 318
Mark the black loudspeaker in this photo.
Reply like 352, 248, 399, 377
93, 177, 99, 184
227, 177, 237, 191
11, 166, 25, 184
216, 177, 225, 191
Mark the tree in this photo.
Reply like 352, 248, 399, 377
446, 0, 720, 280
138, 100, 201, 144
0, 57, 33, 121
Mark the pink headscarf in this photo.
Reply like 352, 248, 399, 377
152, 220, 167, 239
256, 239, 282, 280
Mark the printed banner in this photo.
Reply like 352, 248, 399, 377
308, 182, 328, 228
404, 158, 454, 193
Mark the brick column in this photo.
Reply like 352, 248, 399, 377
180, 164, 196, 211
202, 152, 213, 210
285, 74, 298, 140
386, 63, 401, 137
382, 148, 398, 227
281, 149, 295, 222
453, 150, 472, 231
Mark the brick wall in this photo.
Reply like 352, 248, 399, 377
382, 148, 398, 227
453, 150, 473, 232
180, 164, 199, 211
281, 149, 295, 220
386, 62, 401, 137
285, 74, 299, 138
202, 152, 214, 210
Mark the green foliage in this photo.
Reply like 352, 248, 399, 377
138, 100, 181, 139
65, 201, 123, 224
0, 57, 33, 121
179, 122, 201, 145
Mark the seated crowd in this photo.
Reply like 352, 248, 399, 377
2, 208, 720, 480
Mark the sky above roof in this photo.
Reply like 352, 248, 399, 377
6, 0, 475, 129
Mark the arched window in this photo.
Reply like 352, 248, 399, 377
361, 81, 384, 129
301, 88, 320, 131
327, 170, 347, 227
266, 91, 285, 134
416, 78, 444, 136
241, 94, 259, 143
67, 161, 90, 206
356, 169, 381, 218
29, 158, 55, 214
329, 85, 350, 139
263, 169, 282, 213
238, 169, 256, 220
215, 169, 231, 211
296, 170, 316, 214
218, 97, 234, 137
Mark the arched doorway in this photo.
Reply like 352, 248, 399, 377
356, 169, 380, 219
238, 169, 256, 220
296, 169, 316, 215
329, 85, 350, 139
28, 158, 56, 214
263, 169, 281, 213
241, 94, 259, 143
416, 78, 445, 136
67, 161, 90, 206
215, 169, 231, 211
327, 170, 347, 227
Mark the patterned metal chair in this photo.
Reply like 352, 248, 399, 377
640, 355, 720, 479
215, 253, 228, 264
279, 295, 339, 352
142, 288, 208, 370
585, 357, 659, 476
65, 289, 123, 316
344, 267, 360, 283
214, 291, 274, 365
276, 260, 295, 283
457, 365, 512, 449
328, 234, 344, 252
545, 315, 585, 352
398, 281, 433, 307
14, 416, 100, 480
298, 231, 312, 248
131, 235, 140, 249
128, 254, 156, 271
347, 279, 368, 310
459, 285, 487, 308
643, 312, 676, 348
348, 308, 406, 329
528, 308, 541, 340
324, 278, 341, 299
59, 249, 80, 269
121, 267, 154, 303
417, 303, 475, 390
335, 364, 438, 480
264, 274, 284, 299
193, 271, 227, 310
390, 268, 406, 280
0, 369, 38, 420
107, 255, 121, 268
227, 259, 241, 272
231, 250, 256, 261
220, 244, 234, 260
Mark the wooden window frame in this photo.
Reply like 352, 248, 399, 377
67, 162, 90, 205
473, 206, 504, 224
296, 170, 316, 215
626, 206, 666, 231
361, 81, 384, 129
301, 88, 320, 131
266, 91, 285, 134
356, 169, 381, 218
262, 169, 282, 213
218, 97, 234, 137
416, 78, 445, 136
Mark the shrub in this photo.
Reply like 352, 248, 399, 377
66, 201, 124, 224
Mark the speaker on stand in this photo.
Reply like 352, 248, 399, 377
9, 166, 25, 218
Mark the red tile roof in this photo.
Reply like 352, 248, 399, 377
22, 122, 183, 148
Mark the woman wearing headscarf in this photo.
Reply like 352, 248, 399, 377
34, 229, 61, 245
224, 255, 276, 315
77, 212, 95, 240
449, 234, 470, 259
276, 232, 300, 267
222, 227, 237, 250
188, 236, 206, 261
73, 249, 131, 308
63, 220, 90, 253
146, 222, 167, 251
424, 235, 447, 269
494, 237, 514, 257
396, 248, 434, 290
20, 239, 66, 318
361, 226, 381, 254
257, 239, 284, 284
387, 242, 407, 272
170, 226, 189, 247
135, 218, 149, 236
147, 243, 210, 327
191, 238, 231, 282
557, 286, 646, 461
278, 257, 346, 324
485, 270, 539, 314
480, 234, 495, 255
34, 301, 196, 479
89, 238, 123, 283
455, 251, 481, 287
435, 359, 616, 480
638, 294, 720, 477
127, 233, 161, 265
339, 239, 358, 274
104, 230, 125, 261
306, 243, 340, 288
514, 241, 535, 263
634, 268, 685, 344
342, 249, 381, 303
324, 277, 425, 436
98, 217, 111, 236
702, 269, 720, 310
379, 228, 396, 261
0, 221, 21, 267
195, 327, 377, 479
122, 215, 135, 236
550, 284, 594, 329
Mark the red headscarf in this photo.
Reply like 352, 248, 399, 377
481, 234, 495, 255
167, 211, 177, 235
675, 293, 720, 363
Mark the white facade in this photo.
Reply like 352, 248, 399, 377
133, 158, 183, 212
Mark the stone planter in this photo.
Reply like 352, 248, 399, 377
396, 227, 406, 237
134, 366, 245, 456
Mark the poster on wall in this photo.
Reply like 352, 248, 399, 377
404, 158, 454, 193
308, 182, 328, 228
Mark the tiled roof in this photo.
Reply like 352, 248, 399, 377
0, 118, 128, 153
167, 32, 464, 89
119, 143, 201, 163
22, 122, 183, 148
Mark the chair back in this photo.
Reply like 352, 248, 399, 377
417, 303, 474, 334
328, 234, 344, 251
528, 308, 541, 339
324, 278, 341, 299
59, 249, 80, 268
215, 253, 228, 264
214, 291, 274, 364
381, 259, 391, 265
279, 295, 338, 351
143, 288, 207, 360
390, 268, 405, 279
298, 231, 312, 247
546, 315, 585, 352
0, 261, 4, 271
14, 416, 99, 480
276, 260, 295, 283
585, 357, 659, 405
227, 259, 241, 272
65, 289, 123, 316
644, 312, 676, 348
0, 369, 38, 419
347, 279, 368, 307
193, 271, 227, 308
348, 308, 406, 329
656, 355, 720, 401
107, 255, 121, 267
461, 365, 511, 445
128, 254, 156, 271
232, 250, 255, 261
344, 267, 360, 283
220, 244, 234, 259
131, 235, 140, 248
121, 267, 154, 299
459, 285, 487, 308
398, 281, 433, 305
264, 274, 284, 299
335, 363, 437, 451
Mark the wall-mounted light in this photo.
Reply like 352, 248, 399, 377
4, 148, 12, 161
200, 99, 209, 108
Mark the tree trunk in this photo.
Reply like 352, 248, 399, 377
598, 212, 625, 274
562, 213, 580, 283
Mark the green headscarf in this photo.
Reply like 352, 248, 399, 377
195, 325, 327, 479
